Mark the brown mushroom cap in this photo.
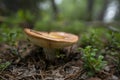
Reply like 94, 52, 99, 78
24, 28, 79, 48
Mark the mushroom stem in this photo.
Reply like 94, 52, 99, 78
43, 48, 56, 61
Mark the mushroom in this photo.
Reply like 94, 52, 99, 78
24, 28, 79, 61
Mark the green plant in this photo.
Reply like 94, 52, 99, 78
0, 26, 23, 43
7, 32, 22, 58
4, 32, 18, 46
106, 31, 120, 50
80, 46, 107, 76
105, 31, 120, 73
0, 28, 22, 58
55, 51, 65, 59
0, 61, 11, 72
80, 29, 103, 48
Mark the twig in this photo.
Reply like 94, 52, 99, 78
0, 75, 8, 80
32, 75, 36, 80
40, 70, 45, 80
4, 74, 16, 80
64, 68, 84, 80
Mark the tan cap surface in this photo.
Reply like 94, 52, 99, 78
24, 28, 79, 48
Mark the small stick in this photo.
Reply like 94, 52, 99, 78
40, 70, 45, 80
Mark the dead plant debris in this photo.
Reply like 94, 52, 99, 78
0, 41, 120, 80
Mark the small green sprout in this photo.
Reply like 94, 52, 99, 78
55, 51, 65, 59
80, 29, 103, 49
2, 31, 22, 58
80, 46, 107, 76
0, 61, 11, 72
6, 32, 20, 55
107, 31, 120, 50
4, 32, 18, 46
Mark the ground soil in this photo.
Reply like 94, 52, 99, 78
0, 41, 120, 80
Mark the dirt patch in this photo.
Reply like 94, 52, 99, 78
0, 41, 120, 80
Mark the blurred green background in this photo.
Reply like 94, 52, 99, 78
0, 0, 120, 41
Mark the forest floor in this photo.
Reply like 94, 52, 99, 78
0, 40, 120, 80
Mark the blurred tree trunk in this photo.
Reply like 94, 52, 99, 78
98, 0, 109, 21
115, 0, 120, 21
0, 2, 7, 16
86, 0, 95, 21
1, 0, 42, 15
50, 0, 59, 20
